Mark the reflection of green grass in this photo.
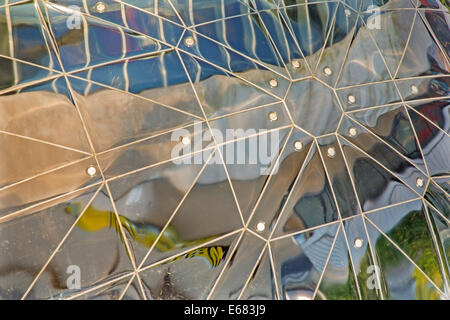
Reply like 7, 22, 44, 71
374, 210, 443, 300
338, 208, 446, 300
317, 281, 357, 300
316, 261, 358, 300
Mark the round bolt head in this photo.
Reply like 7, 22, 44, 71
268, 111, 278, 122
87, 165, 97, 177
269, 79, 279, 88
327, 147, 336, 158
94, 2, 107, 13
181, 136, 191, 145
291, 59, 301, 69
256, 222, 266, 232
323, 67, 333, 76
416, 177, 424, 188
344, 9, 352, 16
348, 127, 357, 137
411, 85, 419, 94
184, 36, 195, 47
294, 140, 303, 151
353, 237, 364, 248
347, 94, 356, 104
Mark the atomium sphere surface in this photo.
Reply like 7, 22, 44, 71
0, 0, 449, 300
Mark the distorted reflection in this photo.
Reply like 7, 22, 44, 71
65, 202, 228, 268
0, 0, 449, 300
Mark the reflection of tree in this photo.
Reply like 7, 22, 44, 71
308, 202, 447, 299
372, 210, 443, 300
316, 237, 379, 300
315, 260, 358, 300
326, 204, 447, 300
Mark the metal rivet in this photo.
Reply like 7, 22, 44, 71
268, 111, 278, 122
353, 237, 363, 248
327, 147, 336, 158
416, 177, 424, 188
347, 94, 356, 104
348, 127, 357, 137
294, 140, 303, 151
94, 1, 107, 13
184, 36, 195, 47
87, 165, 97, 177
291, 59, 301, 69
256, 222, 266, 232
323, 67, 333, 76
411, 85, 419, 94
181, 136, 191, 145
344, 9, 352, 16
269, 79, 279, 88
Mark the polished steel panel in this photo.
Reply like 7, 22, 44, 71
0, 0, 448, 300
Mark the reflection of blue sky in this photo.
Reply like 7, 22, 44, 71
42, 0, 356, 92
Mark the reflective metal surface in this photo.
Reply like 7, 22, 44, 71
0, 0, 449, 300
